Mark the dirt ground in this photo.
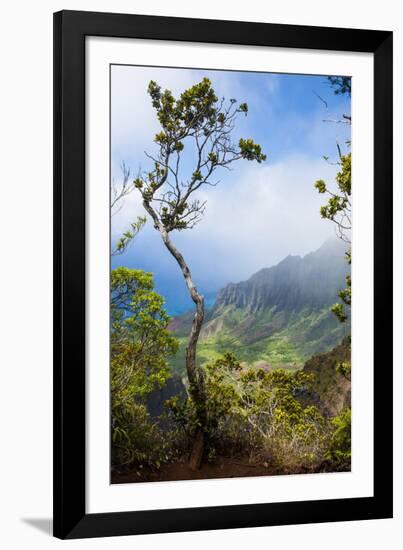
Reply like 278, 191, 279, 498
111, 456, 275, 484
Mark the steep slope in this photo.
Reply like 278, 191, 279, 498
215, 237, 348, 313
302, 337, 351, 416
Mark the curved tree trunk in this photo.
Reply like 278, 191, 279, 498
143, 202, 207, 469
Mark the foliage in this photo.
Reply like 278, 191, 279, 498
325, 408, 351, 469
111, 267, 178, 468
111, 162, 146, 256
315, 161, 351, 322
315, 76, 352, 324
315, 152, 351, 244
167, 353, 335, 472
336, 361, 351, 381
327, 76, 351, 96
134, 77, 266, 233
112, 216, 146, 256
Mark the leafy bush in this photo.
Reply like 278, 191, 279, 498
325, 407, 351, 470
167, 353, 331, 472
111, 267, 178, 469
112, 401, 175, 469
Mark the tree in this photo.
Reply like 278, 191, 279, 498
111, 267, 178, 468
134, 78, 266, 469
314, 78, 352, 463
314, 76, 351, 323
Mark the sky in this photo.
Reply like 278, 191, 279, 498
110, 65, 351, 315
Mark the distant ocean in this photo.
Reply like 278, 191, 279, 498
111, 254, 220, 318
161, 289, 217, 317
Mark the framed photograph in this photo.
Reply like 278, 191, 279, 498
53, 10, 393, 539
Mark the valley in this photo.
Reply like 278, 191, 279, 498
168, 238, 350, 375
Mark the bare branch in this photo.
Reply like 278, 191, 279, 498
312, 90, 328, 109
111, 162, 133, 212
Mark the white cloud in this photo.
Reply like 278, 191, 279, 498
111, 65, 249, 172
110, 66, 346, 288
168, 155, 339, 284
111, 65, 195, 164
113, 153, 341, 287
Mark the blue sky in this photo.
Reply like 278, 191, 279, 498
111, 65, 351, 315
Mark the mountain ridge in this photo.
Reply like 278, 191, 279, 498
214, 238, 348, 314
169, 238, 351, 374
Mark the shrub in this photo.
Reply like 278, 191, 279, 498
167, 353, 331, 472
110, 267, 178, 469
325, 407, 351, 471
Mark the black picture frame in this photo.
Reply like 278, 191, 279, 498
53, 9, 393, 539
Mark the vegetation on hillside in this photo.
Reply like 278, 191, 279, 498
110, 266, 351, 480
168, 239, 350, 375
169, 305, 347, 375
